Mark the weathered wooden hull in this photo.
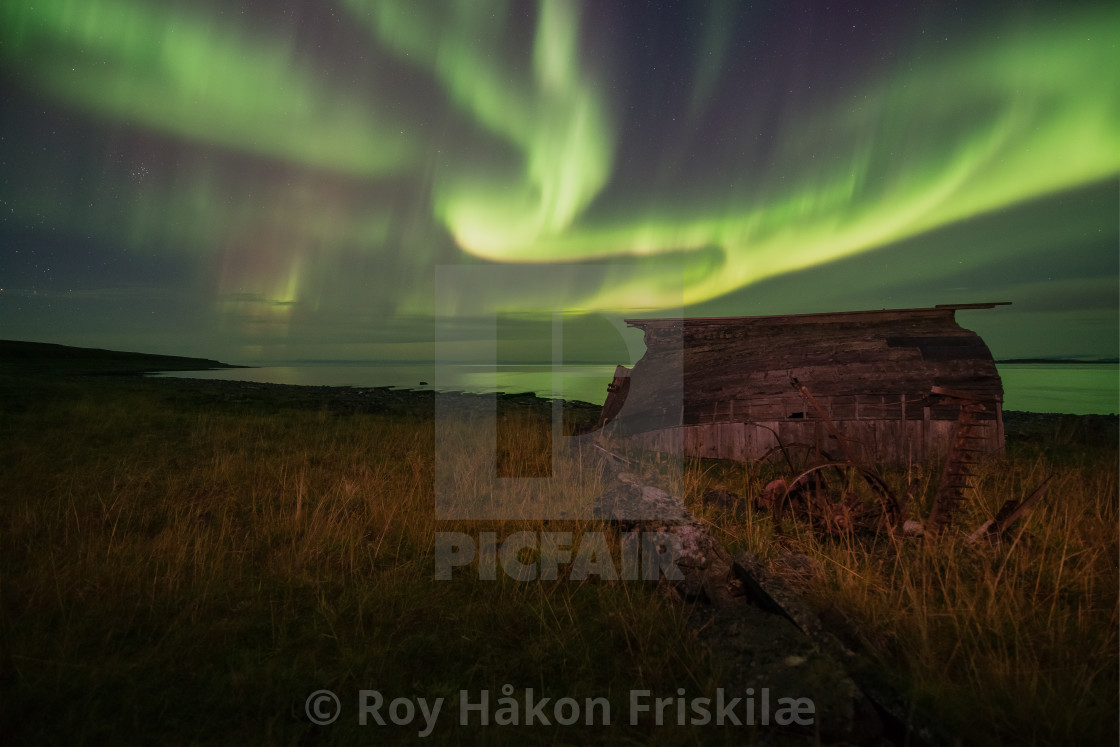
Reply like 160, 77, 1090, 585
600, 305, 1007, 464
617, 411, 1002, 464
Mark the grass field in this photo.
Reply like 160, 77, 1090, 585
0, 372, 1116, 745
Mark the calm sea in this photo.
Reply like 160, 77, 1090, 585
995, 363, 1117, 415
153, 362, 1118, 415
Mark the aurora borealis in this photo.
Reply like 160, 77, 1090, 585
1, 0, 1117, 363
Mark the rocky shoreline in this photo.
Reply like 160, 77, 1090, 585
116, 373, 602, 427
1002, 409, 1118, 447
152, 376, 1116, 437
24, 371, 1120, 448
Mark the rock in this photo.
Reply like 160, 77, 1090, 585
689, 603, 883, 744
902, 520, 925, 535
733, 551, 951, 747
593, 461, 885, 743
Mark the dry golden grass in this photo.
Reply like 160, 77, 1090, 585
688, 429, 1119, 746
1, 374, 1115, 745
0, 376, 733, 745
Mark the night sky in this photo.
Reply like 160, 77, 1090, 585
1, 0, 1117, 364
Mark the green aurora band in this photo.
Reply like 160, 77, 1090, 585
1, 0, 1117, 321
1, 0, 416, 176
383, 3, 1118, 309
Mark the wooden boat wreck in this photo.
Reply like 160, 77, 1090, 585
597, 303, 1008, 464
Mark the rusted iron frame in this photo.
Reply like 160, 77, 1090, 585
790, 376, 861, 465
788, 377, 899, 522
927, 392, 990, 531
744, 420, 821, 472
968, 476, 1052, 543
756, 441, 823, 472
781, 462, 899, 531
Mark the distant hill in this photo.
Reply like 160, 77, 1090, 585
996, 357, 1119, 365
0, 340, 244, 375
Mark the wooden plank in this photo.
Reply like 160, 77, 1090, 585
606, 305, 1005, 463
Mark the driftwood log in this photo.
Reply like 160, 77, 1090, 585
592, 453, 900, 744
586, 434, 968, 745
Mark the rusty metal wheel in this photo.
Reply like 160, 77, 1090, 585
777, 462, 899, 534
